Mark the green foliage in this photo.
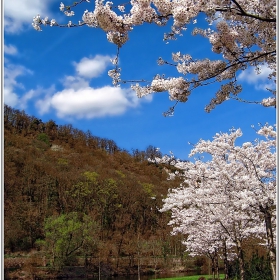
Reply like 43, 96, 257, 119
245, 251, 273, 280
37, 212, 98, 269
37, 133, 50, 145
95, 178, 119, 229
96, 178, 118, 202
67, 182, 92, 199
57, 158, 68, 165
83, 171, 99, 183
141, 182, 155, 197
115, 170, 126, 178
228, 252, 273, 280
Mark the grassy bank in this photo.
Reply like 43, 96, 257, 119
155, 274, 225, 280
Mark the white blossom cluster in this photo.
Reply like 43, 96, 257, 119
33, 0, 276, 111
32, 15, 58, 31
261, 97, 276, 107
108, 68, 121, 86
159, 123, 276, 279
132, 76, 191, 102
131, 84, 153, 98
152, 76, 190, 102
256, 123, 276, 139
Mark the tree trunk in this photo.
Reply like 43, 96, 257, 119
236, 239, 245, 280
137, 251, 141, 280
222, 240, 229, 280
116, 229, 125, 269
137, 233, 141, 280
260, 205, 276, 280
214, 250, 219, 279
98, 255, 101, 280
209, 256, 215, 280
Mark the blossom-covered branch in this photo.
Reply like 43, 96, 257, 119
32, 0, 276, 113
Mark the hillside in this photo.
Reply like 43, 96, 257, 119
4, 105, 190, 278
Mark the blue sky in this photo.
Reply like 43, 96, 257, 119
4, 0, 276, 160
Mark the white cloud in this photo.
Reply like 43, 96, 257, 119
4, 63, 55, 110
21, 85, 56, 109
4, 0, 55, 33
238, 65, 274, 91
73, 55, 114, 78
6, 54, 152, 119
61, 75, 90, 90
4, 86, 20, 107
35, 54, 151, 118
4, 44, 18, 55
36, 86, 140, 119
32, 85, 55, 115
4, 63, 33, 107
4, 64, 32, 89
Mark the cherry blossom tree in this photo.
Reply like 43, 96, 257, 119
182, 224, 236, 280
32, 0, 276, 114
158, 123, 276, 280
169, 204, 236, 280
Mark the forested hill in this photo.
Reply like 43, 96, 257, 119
4, 104, 186, 275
